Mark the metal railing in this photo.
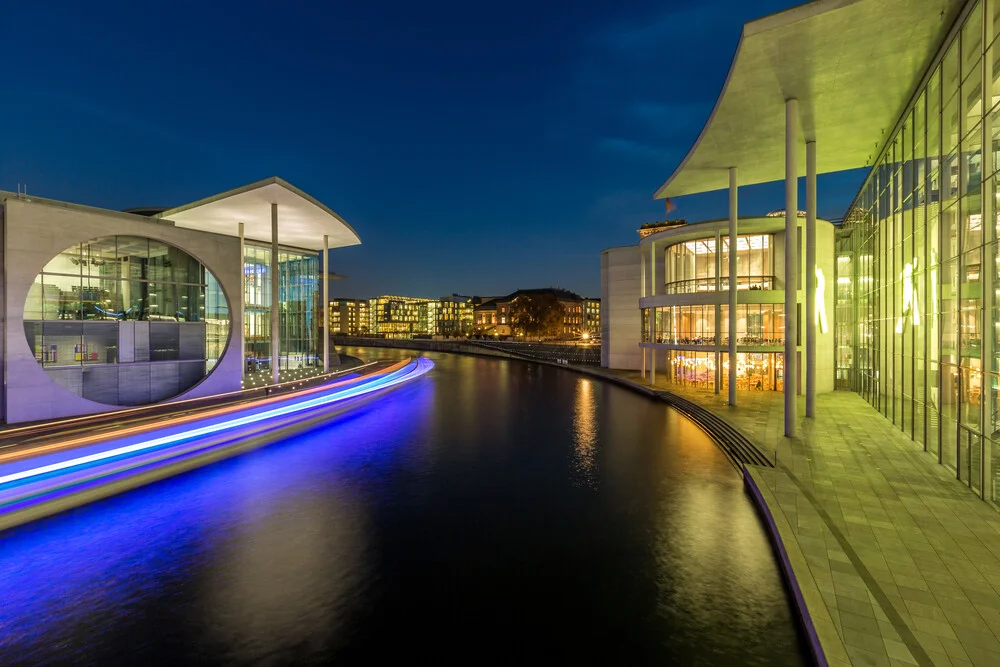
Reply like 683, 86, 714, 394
663, 275, 777, 294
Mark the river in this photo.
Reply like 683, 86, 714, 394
0, 348, 808, 665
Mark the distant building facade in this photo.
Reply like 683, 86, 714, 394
473, 288, 597, 339
329, 298, 370, 335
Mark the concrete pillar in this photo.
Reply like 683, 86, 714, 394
650, 241, 658, 296
271, 202, 280, 386
648, 311, 655, 386
806, 141, 817, 418
239, 222, 245, 380
784, 98, 799, 438
715, 229, 722, 394
641, 246, 648, 298
323, 234, 330, 373
728, 167, 738, 406
982, 11, 995, 497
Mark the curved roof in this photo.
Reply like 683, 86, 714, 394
160, 177, 360, 251
654, 0, 965, 199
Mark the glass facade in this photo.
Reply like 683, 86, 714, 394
664, 234, 774, 294
665, 351, 785, 392
24, 236, 230, 405
243, 243, 320, 375
841, 0, 1000, 500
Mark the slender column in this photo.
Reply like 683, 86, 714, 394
323, 234, 330, 373
641, 245, 648, 298
649, 311, 655, 386
650, 241, 658, 296
806, 141, 817, 417
728, 167, 738, 406
715, 229, 722, 394
239, 222, 245, 380
271, 203, 280, 386
982, 11, 995, 497
641, 345, 646, 379
784, 98, 799, 437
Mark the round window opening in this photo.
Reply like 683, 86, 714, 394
24, 235, 231, 406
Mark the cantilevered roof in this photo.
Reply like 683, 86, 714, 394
160, 177, 360, 250
655, 0, 965, 199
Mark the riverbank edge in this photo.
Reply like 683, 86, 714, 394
343, 341, 840, 663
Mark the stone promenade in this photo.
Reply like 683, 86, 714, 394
593, 369, 1000, 667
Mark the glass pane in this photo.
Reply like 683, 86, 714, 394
82, 322, 118, 365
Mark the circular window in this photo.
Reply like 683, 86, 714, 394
24, 235, 231, 406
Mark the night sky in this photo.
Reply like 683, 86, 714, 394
2, 0, 866, 299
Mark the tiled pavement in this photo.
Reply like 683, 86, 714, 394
590, 369, 1000, 667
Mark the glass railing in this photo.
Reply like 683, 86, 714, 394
663, 275, 777, 294
645, 334, 786, 346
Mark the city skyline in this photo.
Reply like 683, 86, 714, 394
2, 0, 865, 300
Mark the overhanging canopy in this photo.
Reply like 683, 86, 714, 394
160, 177, 360, 251
655, 0, 965, 199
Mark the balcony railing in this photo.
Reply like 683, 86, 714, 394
643, 334, 786, 346
662, 275, 777, 295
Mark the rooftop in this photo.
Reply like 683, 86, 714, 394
654, 0, 964, 199
160, 176, 360, 251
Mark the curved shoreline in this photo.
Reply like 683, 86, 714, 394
342, 341, 833, 666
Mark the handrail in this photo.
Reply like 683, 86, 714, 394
663, 275, 777, 294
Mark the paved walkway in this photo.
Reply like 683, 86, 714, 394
593, 370, 1000, 667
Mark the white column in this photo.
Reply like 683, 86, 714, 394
641, 245, 648, 298
650, 241, 658, 296
648, 311, 655, 386
641, 345, 646, 379
806, 141, 817, 418
239, 222, 245, 381
323, 234, 330, 373
728, 167, 738, 406
784, 98, 799, 437
982, 11, 995, 498
651, 347, 657, 386
271, 203, 280, 386
715, 229, 721, 394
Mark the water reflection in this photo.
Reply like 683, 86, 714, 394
0, 348, 806, 665
572, 378, 598, 488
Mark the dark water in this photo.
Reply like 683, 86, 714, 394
0, 348, 808, 665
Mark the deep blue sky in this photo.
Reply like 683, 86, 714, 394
2, 0, 866, 299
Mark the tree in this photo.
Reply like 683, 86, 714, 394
509, 293, 565, 340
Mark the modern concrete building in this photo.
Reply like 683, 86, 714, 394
1, 176, 359, 423
602, 0, 1000, 501
602, 213, 836, 393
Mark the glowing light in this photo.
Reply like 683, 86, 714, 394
895, 257, 920, 334
0, 359, 433, 490
815, 267, 828, 334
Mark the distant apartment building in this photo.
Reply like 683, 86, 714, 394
329, 298, 370, 335
368, 295, 433, 338
330, 291, 595, 340
473, 288, 598, 339
436, 295, 475, 337
585, 298, 601, 335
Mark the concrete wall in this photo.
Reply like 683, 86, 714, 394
3, 197, 244, 423
601, 245, 642, 370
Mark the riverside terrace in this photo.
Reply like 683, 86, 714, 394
591, 368, 1000, 666
597, 0, 1000, 661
